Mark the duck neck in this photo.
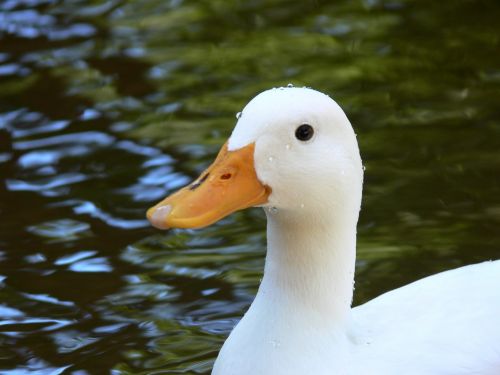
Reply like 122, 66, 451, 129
257, 208, 357, 324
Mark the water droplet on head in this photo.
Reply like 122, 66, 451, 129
268, 156, 274, 162
287, 83, 294, 88
362, 165, 366, 171
341, 170, 346, 176
300, 203, 305, 209
285, 144, 290, 150
236, 111, 242, 119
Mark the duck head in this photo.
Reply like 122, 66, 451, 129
147, 87, 363, 229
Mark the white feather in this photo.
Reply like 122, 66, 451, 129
212, 87, 500, 375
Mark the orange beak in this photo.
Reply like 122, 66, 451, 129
146, 142, 271, 229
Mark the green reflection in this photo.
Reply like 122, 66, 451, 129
0, 0, 498, 373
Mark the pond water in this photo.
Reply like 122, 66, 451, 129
1, 0, 499, 373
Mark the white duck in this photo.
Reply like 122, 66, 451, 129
147, 87, 500, 375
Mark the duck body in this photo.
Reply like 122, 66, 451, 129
213, 224, 500, 375
352, 260, 500, 375
147, 87, 500, 374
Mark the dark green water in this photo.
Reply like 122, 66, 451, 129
1, 0, 499, 373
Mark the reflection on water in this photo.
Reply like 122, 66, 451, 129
1, 0, 499, 373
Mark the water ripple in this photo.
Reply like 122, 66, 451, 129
68, 256, 113, 273
0, 317, 74, 333
1, 0, 498, 373
55, 250, 97, 266
6, 172, 88, 195
22, 293, 75, 307
0, 305, 24, 319
115, 139, 162, 157
28, 219, 91, 240
14, 131, 115, 151
71, 200, 149, 229
0, 110, 69, 138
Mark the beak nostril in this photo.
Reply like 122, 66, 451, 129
220, 173, 232, 180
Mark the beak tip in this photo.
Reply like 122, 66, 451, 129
147, 205, 172, 230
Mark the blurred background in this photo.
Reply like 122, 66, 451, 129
0, 0, 499, 373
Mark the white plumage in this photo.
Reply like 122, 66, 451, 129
210, 87, 500, 375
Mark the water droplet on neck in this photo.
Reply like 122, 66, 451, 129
268, 156, 274, 162
285, 144, 290, 150
300, 203, 305, 209
287, 83, 294, 88
270, 339, 281, 348
268, 206, 278, 214
236, 111, 242, 119
362, 165, 366, 171
341, 170, 346, 176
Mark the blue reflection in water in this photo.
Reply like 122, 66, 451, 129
68, 257, 113, 273
6, 173, 88, 195
28, 219, 91, 239
0, 305, 24, 319
0, 111, 69, 137
0, 63, 31, 76
13, 131, 115, 150
72, 200, 149, 229
21, 293, 75, 307
0, 0, 497, 373
54, 251, 97, 266
0, 8, 95, 40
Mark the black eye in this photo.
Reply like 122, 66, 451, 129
295, 124, 314, 141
